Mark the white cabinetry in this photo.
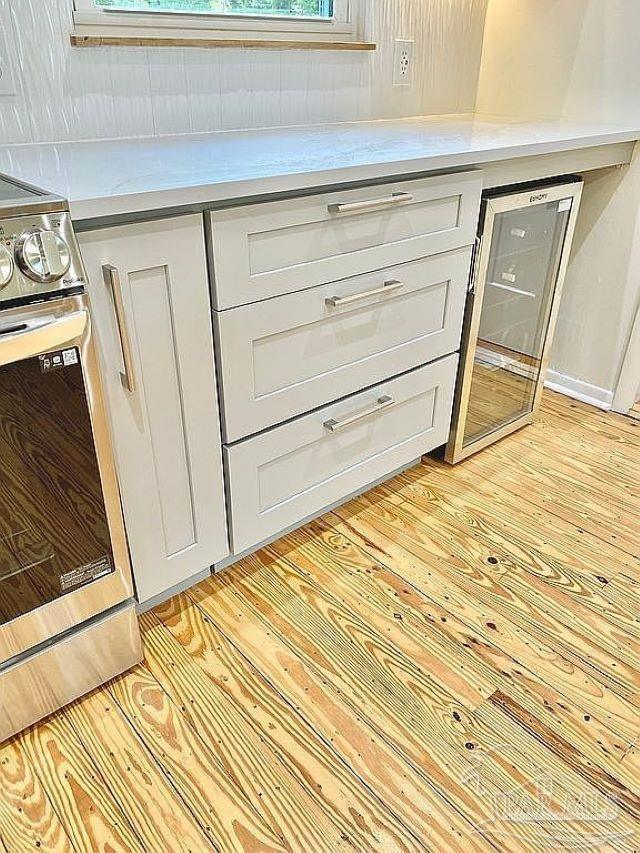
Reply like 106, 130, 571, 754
212, 171, 482, 557
79, 215, 228, 605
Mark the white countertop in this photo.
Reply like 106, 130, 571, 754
1, 113, 638, 223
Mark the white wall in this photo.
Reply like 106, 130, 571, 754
477, 0, 640, 125
0, 0, 488, 145
477, 0, 640, 402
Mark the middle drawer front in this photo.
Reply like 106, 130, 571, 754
225, 354, 458, 555
216, 247, 471, 442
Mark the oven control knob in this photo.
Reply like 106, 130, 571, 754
0, 244, 14, 289
15, 230, 71, 284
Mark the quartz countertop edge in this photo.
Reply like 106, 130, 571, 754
1, 113, 639, 224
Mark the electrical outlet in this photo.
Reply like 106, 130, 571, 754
393, 39, 414, 87
0, 24, 16, 96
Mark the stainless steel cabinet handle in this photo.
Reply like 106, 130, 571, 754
323, 395, 395, 433
325, 279, 404, 308
103, 264, 136, 394
327, 192, 413, 215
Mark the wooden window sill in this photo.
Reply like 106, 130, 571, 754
70, 34, 376, 51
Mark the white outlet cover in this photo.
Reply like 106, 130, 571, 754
0, 22, 16, 96
393, 39, 414, 87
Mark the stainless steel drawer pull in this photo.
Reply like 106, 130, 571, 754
103, 263, 136, 394
323, 395, 395, 433
325, 279, 404, 308
327, 192, 414, 215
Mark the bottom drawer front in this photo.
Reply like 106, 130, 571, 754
226, 355, 458, 554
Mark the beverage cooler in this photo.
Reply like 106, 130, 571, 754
446, 178, 583, 464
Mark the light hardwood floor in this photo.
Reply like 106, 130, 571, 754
1, 390, 639, 852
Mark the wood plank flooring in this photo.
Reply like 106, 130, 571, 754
1, 390, 639, 852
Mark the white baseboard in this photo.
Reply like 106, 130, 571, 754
544, 370, 613, 411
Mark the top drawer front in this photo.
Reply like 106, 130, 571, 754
209, 171, 482, 309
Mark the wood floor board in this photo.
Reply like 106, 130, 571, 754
140, 611, 355, 853
63, 686, 216, 853
107, 664, 287, 853
0, 737, 74, 852
474, 698, 639, 849
531, 415, 640, 479
388, 465, 640, 674
1, 390, 638, 851
621, 746, 639, 774
154, 592, 426, 853
266, 519, 499, 706
496, 423, 640, 517
541, 392, 640, 443
21, 714, 145, 852
414, 459, 637, 587
487, 691, 640, 820
378, 494, 639, 699
331, 493, 640, 743
276, 512, 640, 798
607, 573, 640, 608
536, 393, 640, 449
212, 562, 633, 846
460, 442, 639, 558
188, 574, 494, 853
197, 553, 582, 851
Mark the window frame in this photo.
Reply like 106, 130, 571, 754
71, 0, 356, 42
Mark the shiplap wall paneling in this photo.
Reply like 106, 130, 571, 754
0, 0, 488, 144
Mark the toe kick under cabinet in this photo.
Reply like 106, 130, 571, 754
210, 170, 482, 557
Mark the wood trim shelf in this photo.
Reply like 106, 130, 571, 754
70, 34, 376, 50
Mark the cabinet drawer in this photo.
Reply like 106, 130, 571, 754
216, 248, 471, 442
225, 355, 458, 554
208, 172, 482, 309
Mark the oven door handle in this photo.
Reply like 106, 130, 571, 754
0, 311, 87, 367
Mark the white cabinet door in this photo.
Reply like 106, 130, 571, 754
79, 215, 228, 605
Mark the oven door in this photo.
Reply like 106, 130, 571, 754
0, 294, 133, 665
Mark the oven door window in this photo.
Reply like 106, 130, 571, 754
0, 347, 115, 626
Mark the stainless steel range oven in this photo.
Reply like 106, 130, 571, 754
0, 174, 141, 742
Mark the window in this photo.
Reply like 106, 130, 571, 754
90, 0, 336, 18
72, 0, 359, 45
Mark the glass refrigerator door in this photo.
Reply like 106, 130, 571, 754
446, 181, 583, 464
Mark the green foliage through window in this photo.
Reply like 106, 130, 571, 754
94, 0, 334, 18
